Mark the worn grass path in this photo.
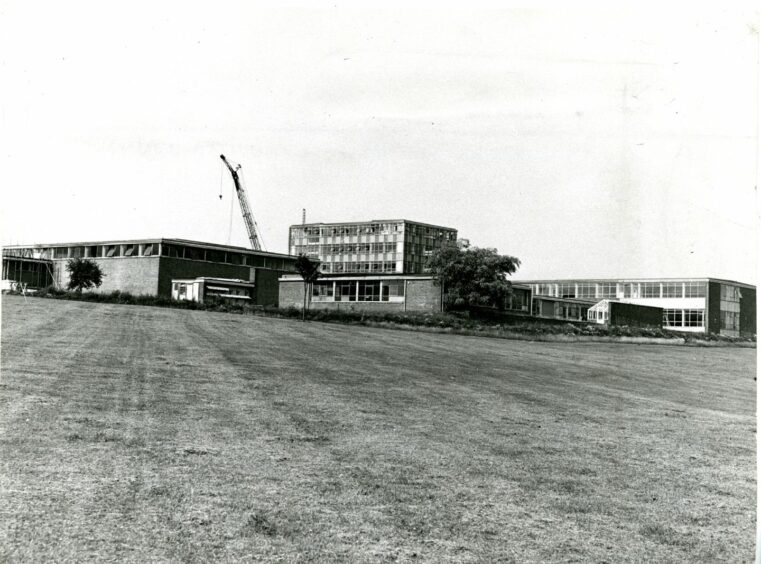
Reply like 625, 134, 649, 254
0, 295, 755, 562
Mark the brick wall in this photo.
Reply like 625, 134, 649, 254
51, 257, 160, 295
405, 279, 442, 312
279, 279, 307, 309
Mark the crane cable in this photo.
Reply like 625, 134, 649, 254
227, 172, 234, 245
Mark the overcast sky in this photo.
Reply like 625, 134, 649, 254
1, 2, 758, 282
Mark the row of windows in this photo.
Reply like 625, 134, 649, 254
534, 281, 708, 299
293, 243, 399, 255
663, 309, 704, 327
311, 280, 406, 302
319, 262, 398, 273
292, 223, 404, 238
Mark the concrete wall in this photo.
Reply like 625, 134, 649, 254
52, 257, 161, 295
609, 302, 662, 328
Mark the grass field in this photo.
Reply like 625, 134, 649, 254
0, 295, 755, 562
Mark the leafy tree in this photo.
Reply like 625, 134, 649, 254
294, 254, 321, 320
427, 245, 520, 310
66, 258, 104, 293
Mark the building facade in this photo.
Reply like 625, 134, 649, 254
515, 278, 756, 336
279, 274, 443, 313
288, 220, 457, 275
3, 238, 296, 304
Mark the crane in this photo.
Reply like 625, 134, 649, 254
219, 154, 265, 251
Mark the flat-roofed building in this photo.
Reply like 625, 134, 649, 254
2, 238, 296, 304
279, 274, 443, 313
514, 278, 756, 337
288, 219, 457, 275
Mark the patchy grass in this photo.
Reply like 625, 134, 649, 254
0, 295, 755, 562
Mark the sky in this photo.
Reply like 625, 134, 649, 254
1, 2, 758, 283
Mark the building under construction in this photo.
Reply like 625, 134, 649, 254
2, 238, 297, 305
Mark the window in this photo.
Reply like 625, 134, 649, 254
683, 310, 704, 327
534, 284, 554, 297
358, 280, 381, 301
182, 247, 202, 261
598, 283, 617, 298
70, 246, 84, 258
105, 245, 120, 258
662, 282, 682, 298
142, 244, 154, 256
622, 283, 637, 298
684, 282, 706, 298
382, 280, 405, 301
663, 309, 683, 327
722, 311, 739, 331
206, 249, 225, 263
123, 244, 137, 257
558, 284, 575, 299
336, 281, 356, 301
576, 283, 596, 298
312, 282, 334, 301
721, 285, 741, 302
641, 283, 660, 298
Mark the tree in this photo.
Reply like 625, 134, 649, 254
427, 245, 520, 310
294, 254, 321, 320
66, 258, 104, 293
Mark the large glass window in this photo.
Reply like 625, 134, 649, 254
641, 283, 660, 298
598, 283, 617, 298
184, 247, 204, 261
558, 284, 575, 298
336, 281, 356, 301
576, 283, 596, 298
684, 310, 704, 327
312, 281, 334, 300
383, 280, 405, 301
662, 282, 682, 298
358, 280, 381, 301
663, 309, 684, 327
622, 283, 638, 298
684, 282, 706, 298
722, 311, 739, 330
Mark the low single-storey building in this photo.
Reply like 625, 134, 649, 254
171, 277, 256, 304
2, 238, 297, 305
279, 274, 443, 313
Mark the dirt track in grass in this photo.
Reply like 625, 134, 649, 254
0, 295, 755, 562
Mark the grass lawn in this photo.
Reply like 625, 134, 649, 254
0, 294, 755, 562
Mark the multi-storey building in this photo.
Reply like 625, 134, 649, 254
288, 220, 457, 275
514, 278, 756, 336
